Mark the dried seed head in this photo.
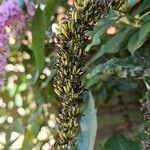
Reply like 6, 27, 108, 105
53, 0, 123, 149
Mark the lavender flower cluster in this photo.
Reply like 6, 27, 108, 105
0, 0, 34, 86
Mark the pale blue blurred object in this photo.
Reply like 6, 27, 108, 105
78, 91, 97, 150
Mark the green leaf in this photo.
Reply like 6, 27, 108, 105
133, 0, 150, 15
89, 14, 117, 38
145, 90, 150, 100
87, 49, 150, 79
142, 12, 150, 22
45, 69, 56, 86
86, 28, 135, 67
86, 75, 105, 88
128, 21, 150, 54
113, 79, 137, 91
87, 57, 139, 79
31, 7, 46, 83
104, 133, 141, 150
22, 138, 32, 150
78, 91, 97, 150
85, 18, 116, 52
85, 26, 107, 52
29, 105, 43, 136
98, 87, 108, 103
45, 0, 58, 28
138, 21, 150, 43
31, 119, 41, 137
100, 28, 132, 56
85, 35, 100, 52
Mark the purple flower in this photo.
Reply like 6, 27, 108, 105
0, 0, 35, 86
0, 11, 8, 33
24, 0, 35, 17
0, 0, 26, 32
0, 33, 9, 53
0, 33, 9, 86
0, 57, 7, 86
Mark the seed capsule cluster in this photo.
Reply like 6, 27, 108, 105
53, 0, 122, 149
